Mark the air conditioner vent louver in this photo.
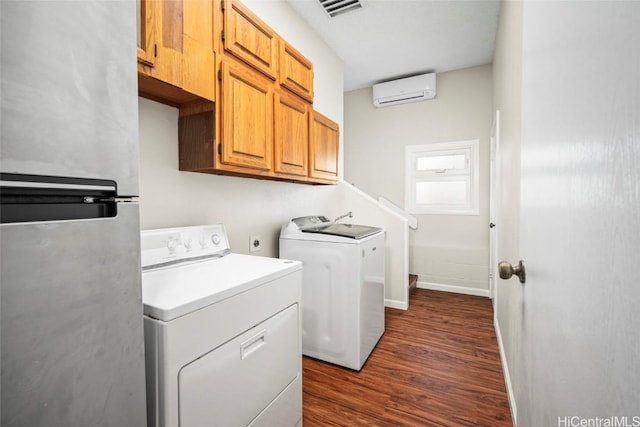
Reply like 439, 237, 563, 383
318, 0, 364, 18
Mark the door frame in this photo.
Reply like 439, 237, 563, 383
489, 109, 500, 310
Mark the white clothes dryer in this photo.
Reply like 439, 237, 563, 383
141, 225, 302, 427
279, 216, 385, 371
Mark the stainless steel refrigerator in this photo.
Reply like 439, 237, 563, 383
1, 1, 147, 426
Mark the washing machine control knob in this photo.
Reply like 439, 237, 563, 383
183, 237, 193, 252
211, 234, 221, 245
166, 237, 178, 255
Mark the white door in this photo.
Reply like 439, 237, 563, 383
502, 2, 640, 424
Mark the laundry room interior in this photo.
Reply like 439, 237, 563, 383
3, 0, 639, 425
132, 0, 504, 420
135, 0, 640, 423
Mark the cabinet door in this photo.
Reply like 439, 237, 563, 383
309, 111, 339, 182
182, 0, 216, 100
223, 0, 277, 79
221, 59, 274, 171
136, 0, 156, 67
154, 0, 183, 87
274, 91, 308, 177
279, 40, 314, 103
138, 0, 216, 104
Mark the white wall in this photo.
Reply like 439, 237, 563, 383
343, 65, 493, 295
138, 0, 344, 256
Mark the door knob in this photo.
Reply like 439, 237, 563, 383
489, 222, 496, 228
498, 260, 526, 284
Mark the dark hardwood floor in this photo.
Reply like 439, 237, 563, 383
302, 289, 513, 426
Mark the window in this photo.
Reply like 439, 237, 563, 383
405, 140, 479, 215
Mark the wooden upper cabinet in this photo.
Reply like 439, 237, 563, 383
220, 59, 274, 171
274, 91, 308, 177
279, 40, 314, 103
223, 0, 277, 79
138, 0, 183, 88
309, 110, 339, 182
173, 0, 332, 185
137, 0, 216, 104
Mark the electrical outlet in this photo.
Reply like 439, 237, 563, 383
250, 235, 262, 252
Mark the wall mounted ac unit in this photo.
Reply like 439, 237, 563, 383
372, 73, 436, 108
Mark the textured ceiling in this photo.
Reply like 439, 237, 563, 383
286, 0, 501, 92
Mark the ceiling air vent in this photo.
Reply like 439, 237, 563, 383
318, 0, 364, 18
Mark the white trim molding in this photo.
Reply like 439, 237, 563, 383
384, 298, 409, 310
494, 317, 517, 425
417, 280, 490, 298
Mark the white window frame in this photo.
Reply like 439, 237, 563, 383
405, 140, 480, 215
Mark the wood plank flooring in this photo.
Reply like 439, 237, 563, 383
302, 289, 513, 426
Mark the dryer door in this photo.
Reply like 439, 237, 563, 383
178, 304, 299, 426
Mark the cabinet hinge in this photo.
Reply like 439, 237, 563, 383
218, 143, 222, 155
221, 1, 225, 11
154, 44, 157, 58
221, 30, 225, 42
218, 69, 223, 81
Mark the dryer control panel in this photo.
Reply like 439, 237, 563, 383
140, 224, 230, 270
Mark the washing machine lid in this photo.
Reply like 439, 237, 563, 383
142, 253, 301, 322
303, 223, 383, 240
284, 216, 383, 240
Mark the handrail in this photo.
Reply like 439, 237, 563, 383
378, 197, 418, 230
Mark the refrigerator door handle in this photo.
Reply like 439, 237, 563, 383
0, 173, 125, 224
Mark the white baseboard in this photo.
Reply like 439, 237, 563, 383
494, 317, 517, 425
384, 298, 408, 310
417, 281, 490, 298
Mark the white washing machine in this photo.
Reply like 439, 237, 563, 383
141, 225, 302, 427
279, 216, 385, 371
